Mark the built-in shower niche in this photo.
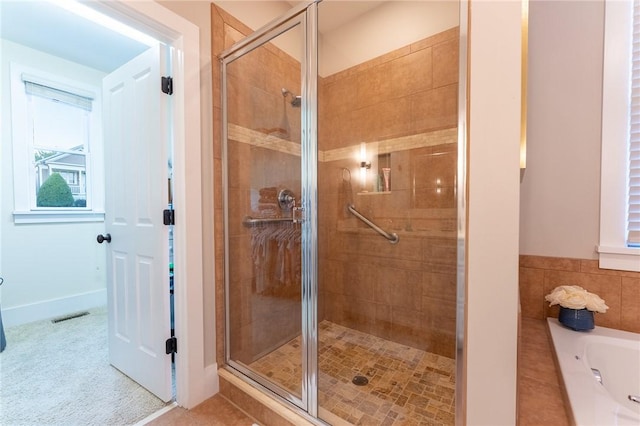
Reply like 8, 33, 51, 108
354, 152, 392, 195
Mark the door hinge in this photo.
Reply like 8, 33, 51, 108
161, 76, 173, 95
163, 209, 175, 225
165, 337, 177, 354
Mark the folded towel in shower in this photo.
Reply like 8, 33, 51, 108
259, 187, 277, 196
258, 187, 278, 204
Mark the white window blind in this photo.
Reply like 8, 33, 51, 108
630, 0, 640, 246
599, 0, 638, 271
22, 74, 93, 111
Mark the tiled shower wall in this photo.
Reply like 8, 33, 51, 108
318, 28, 460, 358
519, 255, 640, 333
318, 28, 459, 151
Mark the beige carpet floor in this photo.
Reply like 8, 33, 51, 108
0, 306, 168, 426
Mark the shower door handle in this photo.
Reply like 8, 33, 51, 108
292, 206, 304, 224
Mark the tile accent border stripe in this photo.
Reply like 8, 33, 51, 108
228, 123, 301, 156
228, 123, 457, 161
322, 128, 458, 162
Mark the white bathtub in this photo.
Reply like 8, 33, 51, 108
547, 318, 640, 426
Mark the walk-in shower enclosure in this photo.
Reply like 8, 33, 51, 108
219, 1, 463, 424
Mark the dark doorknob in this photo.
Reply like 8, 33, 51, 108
97, 233, 112, 244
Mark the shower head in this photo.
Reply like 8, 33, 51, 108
281, 87, 301, 108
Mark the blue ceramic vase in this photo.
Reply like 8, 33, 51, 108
558, 307, 594, 331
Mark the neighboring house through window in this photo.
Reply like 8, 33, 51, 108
10, 63, 104, 223
598, 0, 640, 271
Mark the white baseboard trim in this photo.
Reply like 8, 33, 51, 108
178, 362, 219, 409
205, 362, 220, 396
2, 289, 107, 327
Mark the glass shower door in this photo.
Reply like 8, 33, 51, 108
221, 1, 462, 423
222, 12, 310, 408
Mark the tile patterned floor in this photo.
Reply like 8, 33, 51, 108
148, 319, 567, 425
250, 321, 456, 425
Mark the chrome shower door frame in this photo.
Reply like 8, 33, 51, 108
221, 0, 469, 423
220, 0, 319, 415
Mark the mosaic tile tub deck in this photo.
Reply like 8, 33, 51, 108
250, 321, 456, 425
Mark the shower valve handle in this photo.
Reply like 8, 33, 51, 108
278, 189, 296, 210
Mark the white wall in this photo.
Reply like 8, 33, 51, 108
519, 0, 605, 260
0, 39, 107, 326
466, 0, 522, 424
157, 0, 216, 368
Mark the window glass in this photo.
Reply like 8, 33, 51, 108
30, 94, 89, 150
27, 84, 91, 209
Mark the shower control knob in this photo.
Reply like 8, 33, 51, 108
278, 189, 296, 210
97, 233, 112, 244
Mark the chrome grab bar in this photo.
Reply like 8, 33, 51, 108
242, 216, 295, 226
347, 204, 399, 244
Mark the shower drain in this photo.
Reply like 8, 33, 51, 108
352, 375, 369, 386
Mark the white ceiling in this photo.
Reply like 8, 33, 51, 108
213, 1, 383, 37
0, 1, 150, 73
0, 0, 391, 76
0, 1, 458, 76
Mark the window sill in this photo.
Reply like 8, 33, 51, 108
13, 210, 105, 224
597, 245, 640, 272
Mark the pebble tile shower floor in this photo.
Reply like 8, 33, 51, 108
250, 321, 456, 425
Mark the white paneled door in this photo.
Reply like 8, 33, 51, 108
102, 43, 172, 402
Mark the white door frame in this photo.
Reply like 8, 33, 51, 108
89, 0, 215, 408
